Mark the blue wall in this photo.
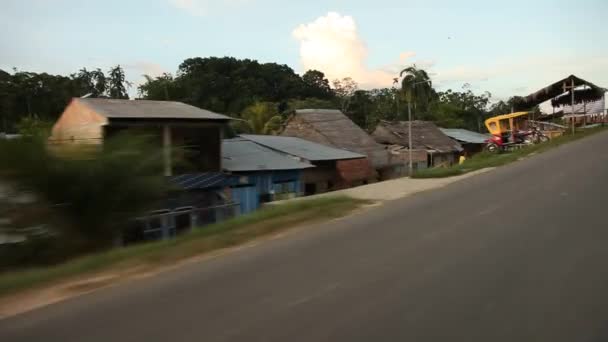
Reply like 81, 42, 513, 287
230, 170, 302, 214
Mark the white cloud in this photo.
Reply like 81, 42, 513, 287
293, 12, 407, 89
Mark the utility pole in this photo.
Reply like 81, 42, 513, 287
408, 99, 413, 176
406, 79, 433, 176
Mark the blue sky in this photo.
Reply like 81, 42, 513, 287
1, 0, 607, 100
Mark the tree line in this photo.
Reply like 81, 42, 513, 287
1, 56, 527, 134
0, 66, 131, 133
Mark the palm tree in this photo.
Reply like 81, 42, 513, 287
399, 65, 434, 175
399, 65, 434, 115
240, 102, 283, 134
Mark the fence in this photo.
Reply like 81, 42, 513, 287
125, 202, 241, 243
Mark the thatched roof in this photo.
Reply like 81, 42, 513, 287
372, 121, 463, 153
0, 69, 10, 81
281, 109, 389, 167
515, 75, 605, 110
551, 87, 606, 107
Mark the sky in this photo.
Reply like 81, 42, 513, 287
1, 0, 607, 101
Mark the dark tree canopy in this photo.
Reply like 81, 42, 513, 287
301, 70, 333, 99
0, 65, 131, 133
139, 57, 336, 115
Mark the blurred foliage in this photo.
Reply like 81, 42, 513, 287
240, 102, 282, 134
0, 134, 168, 268
0, 66, 131, 133
16, 116, 53, 137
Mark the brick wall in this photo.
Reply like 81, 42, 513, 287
336, 158, 374, 183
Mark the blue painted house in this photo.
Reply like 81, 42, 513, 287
222, 138, 314, 214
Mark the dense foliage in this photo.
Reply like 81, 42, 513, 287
0, 65, 131, 133
1, 56, 528, 135
0, 135, 167, 268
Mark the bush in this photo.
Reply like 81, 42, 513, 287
0, 134, 168, 267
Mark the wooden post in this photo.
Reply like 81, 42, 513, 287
571, 78, 575, 135
163, 124, 172, 176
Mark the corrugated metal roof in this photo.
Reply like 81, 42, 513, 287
77, 98, 231, 121
0, 133, 22, 140
222, 138, 314, 172
239, 134, 365, 162
169, 172, 234, 190
439, 128, 490, 144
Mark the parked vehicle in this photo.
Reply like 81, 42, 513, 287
484, 112, 548, 152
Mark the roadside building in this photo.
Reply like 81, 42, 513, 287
439, 128, 490, 156
222, 137, 313, 213
50, 98, 237, 240
372, 121, 463, 169
240, 134, 368, 195
516, 74, 607, 127
281, 109, 390, 180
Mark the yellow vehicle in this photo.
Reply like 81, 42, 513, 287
484, 112, 548, 152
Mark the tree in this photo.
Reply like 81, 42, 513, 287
0, 70, 85, 132
240, 102, 283, 134
302, 70, 333, 99
138, 73, 183, 100
107, 65, 130, 99
71, 68, 106, 97
399, 65, 435, 118
436, 85, 491, 131
332, 77, 358, 112
0, 134, 167, 262
171, 57, 308, 114
347, 90, 374, 129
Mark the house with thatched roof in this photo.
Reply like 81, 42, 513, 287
281, 109, 390, 180
372, 121, 463, 168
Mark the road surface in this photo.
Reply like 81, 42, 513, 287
2, 131, 608, 341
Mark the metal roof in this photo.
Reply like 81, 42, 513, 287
77, 98, 231, 121
169, 172, 234, 190
239, 134, 365, 162
222, 138, 314, 172
439, 128, 490, 144
0, 133, 22, 140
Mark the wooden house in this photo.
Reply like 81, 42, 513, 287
373, 121, 463, 169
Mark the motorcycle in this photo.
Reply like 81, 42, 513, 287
485, 126, 549, 153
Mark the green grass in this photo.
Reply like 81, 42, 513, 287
0, 196, 368, 298
412, 126, 608, 179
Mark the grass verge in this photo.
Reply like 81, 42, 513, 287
412, 126, 608, 179
0, 196, 368, 298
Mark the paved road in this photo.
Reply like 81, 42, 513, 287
2, 131, 608, 342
